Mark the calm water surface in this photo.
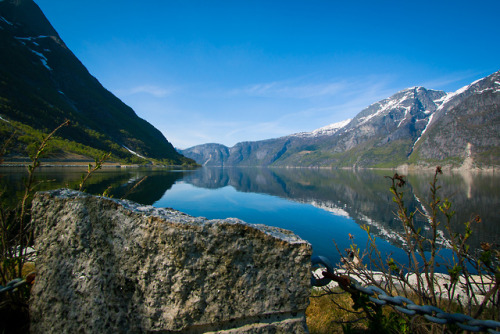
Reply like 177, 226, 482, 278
1, 166, 498, 268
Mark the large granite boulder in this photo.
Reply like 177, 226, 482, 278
29, 189, 312, 333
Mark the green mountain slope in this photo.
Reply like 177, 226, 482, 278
0, 0, 195, 165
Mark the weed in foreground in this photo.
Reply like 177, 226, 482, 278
0, 120, 113, 333
313, 167, 499, 333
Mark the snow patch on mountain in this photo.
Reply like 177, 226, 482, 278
29, 49, 51, 70
397, 107, 410, 128
123, 146, 146, 159
495, 81, 500, 93
14, 36, 52, 70
412, 113, 434, 149
438, 83, 476, 111
433, 93, 448, 104
293, 119, 351, 138
14, 36, 51, 45
475, 81, 500, 94
311, 119, 352, 136
435, 75, 497, 114
357, 88, 417, 126
0, 16, 13, 26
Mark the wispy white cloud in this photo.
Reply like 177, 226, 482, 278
231, 78, 399, 136
127, 73, 417, 149
230, 78, 349, 99
227, 73, 400, 102
169, 74, 403, 148
115, 85, 176, 98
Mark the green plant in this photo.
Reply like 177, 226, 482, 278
1, 120, 69, 283
0, 120, 70, 333
321, 167, 499, 333
79, 152, 111, 192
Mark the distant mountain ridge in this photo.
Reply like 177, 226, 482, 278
181, 71, 500, 169
0, 0, 195, 165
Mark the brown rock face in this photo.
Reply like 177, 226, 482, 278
29, 189, 311, 333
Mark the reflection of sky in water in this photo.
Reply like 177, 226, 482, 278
154, 182, 406, 268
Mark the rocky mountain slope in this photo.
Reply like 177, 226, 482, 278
181, 71, 500, 168
0, 0, 195, 165
410, 72, 500, 167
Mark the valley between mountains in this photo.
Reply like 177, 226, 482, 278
0, 0, 498, 169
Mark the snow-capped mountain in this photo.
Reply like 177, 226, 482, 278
334, 86, 447, 155
181, 70, 499, 169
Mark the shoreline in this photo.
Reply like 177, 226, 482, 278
0, 161, 196, 169
2, 162, 496, 172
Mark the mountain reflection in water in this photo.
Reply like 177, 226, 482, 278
177, 167, 499, 251
1, 166, 498, 267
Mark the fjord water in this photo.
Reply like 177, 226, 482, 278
1, 167, 498, 267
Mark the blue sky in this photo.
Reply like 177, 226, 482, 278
34, 0, 500, 148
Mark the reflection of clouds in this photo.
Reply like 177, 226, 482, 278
223, 192, 240, 206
